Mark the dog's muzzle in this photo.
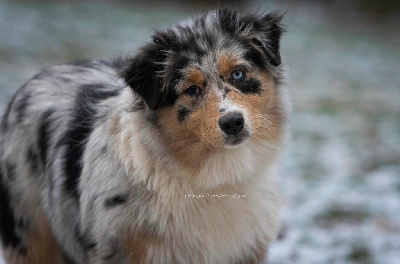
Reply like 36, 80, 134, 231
219, 112, 249, 146
219, 112, 244, 135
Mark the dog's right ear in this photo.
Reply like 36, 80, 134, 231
120, 35, 169, 110
217, 8, 285, 67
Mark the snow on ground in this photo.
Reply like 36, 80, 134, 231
269, 94, 400, 258
267, 2, 400, 263
1, 1, 399, 263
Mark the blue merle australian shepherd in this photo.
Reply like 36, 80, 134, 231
0, 8, 289, 264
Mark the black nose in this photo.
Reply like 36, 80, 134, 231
219, 112, 244, 135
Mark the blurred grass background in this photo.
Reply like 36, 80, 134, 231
1, 0, 399, 263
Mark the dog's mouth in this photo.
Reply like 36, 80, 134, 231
224, 132, 251, 148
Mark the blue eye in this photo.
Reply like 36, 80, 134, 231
232, 70, 244, 80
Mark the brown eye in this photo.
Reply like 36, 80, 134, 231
184, 85, 200, 96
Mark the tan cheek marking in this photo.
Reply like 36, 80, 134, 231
158, 106, 206, 169
185, 91, 223, 148
157, 91, 222, 169
228, 70, 284, 141
218, 54, 239, 77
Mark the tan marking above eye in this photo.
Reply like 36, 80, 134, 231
186, 68, 205, 86
218, 54, 239, 77
178, 68, 207, 96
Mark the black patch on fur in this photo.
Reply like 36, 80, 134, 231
0, 168, 21, 248
27, 146, 39, 173
59, 84, 120, 198
244, 45, 266, 68
218, 8, 239, 35
253, 38, 279, 66
165, 86, 179, 106
16, 217, 29, 230
172, 56, 190, 73
223, 87, 231, 99
75, 226, 97, 251
177, 106, 191, 123
243, 12, 284, 67
38, 109, 54, 165
104, 194, 128, 207
121, 38, 168, 110
235, 78, 261, 94
164, 55, 189, 106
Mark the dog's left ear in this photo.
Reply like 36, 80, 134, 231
241, 11, 285, 67
120, 35, 169, 110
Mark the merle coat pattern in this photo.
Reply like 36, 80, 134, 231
0, 9, 289, 264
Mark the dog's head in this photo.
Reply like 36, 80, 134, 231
121, 9, 285, 167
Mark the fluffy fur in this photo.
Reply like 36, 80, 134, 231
0, 9, 289, 264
